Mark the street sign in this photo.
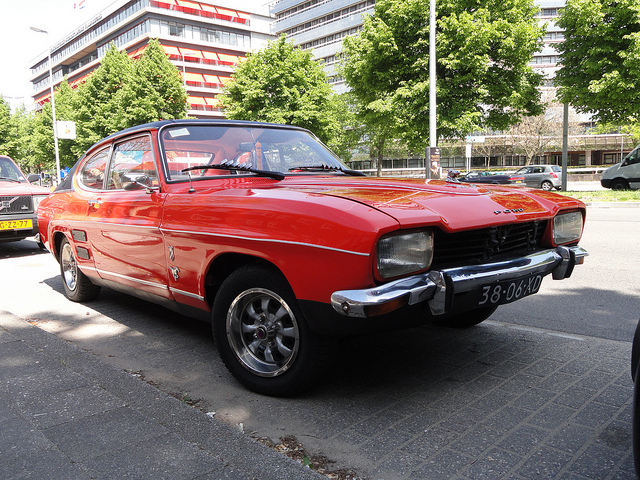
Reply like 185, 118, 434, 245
56, 121, 76, 140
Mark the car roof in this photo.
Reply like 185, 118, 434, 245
69, 119, 316, 182
98, 119, 310, 145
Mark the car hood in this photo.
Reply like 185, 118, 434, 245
0, 180, 50, 196
280, 177, 583, 231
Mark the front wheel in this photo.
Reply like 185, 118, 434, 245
434, 306, 498, 328
212, 265, 332, 396
59, 238, 101, 302
611, 179, 629, 190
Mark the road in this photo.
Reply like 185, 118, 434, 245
0, 203, 638, 480
494, 205, 640, 342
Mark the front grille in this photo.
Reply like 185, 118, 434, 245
432, 220, 548, 269
0, 196, 33, 215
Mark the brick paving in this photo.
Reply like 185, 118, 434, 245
0, 240, 636, 480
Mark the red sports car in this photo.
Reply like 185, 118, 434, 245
37, 120, 588, 395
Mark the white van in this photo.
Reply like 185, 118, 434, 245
601, 145, 640, 190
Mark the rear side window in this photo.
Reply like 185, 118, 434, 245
108, 136, 157, 190
79, 148, 109, 190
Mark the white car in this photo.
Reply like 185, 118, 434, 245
601, 144, 640, 190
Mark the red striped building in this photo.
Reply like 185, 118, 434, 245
30, 0, 274, 118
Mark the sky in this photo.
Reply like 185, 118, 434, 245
0, 0, 116, 111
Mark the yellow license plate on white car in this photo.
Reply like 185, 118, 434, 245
0, 219, 33, 231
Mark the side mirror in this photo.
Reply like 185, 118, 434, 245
122, 173, 152, 191
27, 174, 41, 184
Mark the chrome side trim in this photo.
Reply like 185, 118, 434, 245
160, 228, 370, 257
331, 246, 588, 318
81, 266, 204, 301
170, 287, 205, 301
91, 222, 161, 232
90, 268, 170, 292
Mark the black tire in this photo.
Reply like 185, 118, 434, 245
434, 306, 498, 328
611, 179, 629, 190
634, 358, 640, 477
212, 265, 332, 396
632, 320, 640, 477
541, 180, 553, 191
59, 238, 101, 302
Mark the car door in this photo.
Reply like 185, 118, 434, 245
526, 166, 543, 187
84, 134, 170, 299
622, 150, 640, 189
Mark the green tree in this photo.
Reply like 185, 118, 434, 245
10, 106, 39, 171
124, 38, 188, 126
221, 35, 353, 158
342, 0, 545, 151
555, 0, 640, 124
73, 43, 135, 156
1, 99, 37, 170
29, 79, 80, 171
0, 96, 13, 156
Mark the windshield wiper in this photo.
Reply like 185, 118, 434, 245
0, 176, 20, 183
182, 161, 285, 180
288, 165, 366, 177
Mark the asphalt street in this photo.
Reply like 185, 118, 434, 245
494, 205, 640, 342
0, 198, 638, 480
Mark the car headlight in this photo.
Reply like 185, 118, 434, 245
377, 230, 434, 279
32, 194, 49, 211
553, 211, 583, 245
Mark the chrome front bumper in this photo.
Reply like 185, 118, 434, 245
331, 245, 588, 318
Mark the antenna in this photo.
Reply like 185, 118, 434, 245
187, 172, 195, 193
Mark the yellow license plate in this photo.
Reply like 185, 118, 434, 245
0, 219, 33, 231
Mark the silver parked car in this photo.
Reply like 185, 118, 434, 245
510, 165, 562, 190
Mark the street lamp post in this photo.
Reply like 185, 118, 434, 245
425, 0, 438, 180
30, 26, 61, 185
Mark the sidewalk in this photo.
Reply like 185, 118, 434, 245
0, 309, 323, 480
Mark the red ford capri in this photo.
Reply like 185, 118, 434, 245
38, 119, 588, 396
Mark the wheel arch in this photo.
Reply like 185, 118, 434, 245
51, 230, 70, 263
203, 253, 286, 308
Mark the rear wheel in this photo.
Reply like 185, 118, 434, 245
212, 265, 332, 396
634, 358, 640, 476
434, 306, 498, 328
59, 238, 101, 302
541, 180, 553, 191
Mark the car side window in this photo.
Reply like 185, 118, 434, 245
627, 150, 640, 166
79, 148, 110, 190
107, 136, 157, 190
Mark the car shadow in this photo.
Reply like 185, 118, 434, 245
0, 238, 48, 259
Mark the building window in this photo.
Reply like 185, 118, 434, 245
169, 22, 185, 37
282, 1, 374, 37
539, 8, 558, 17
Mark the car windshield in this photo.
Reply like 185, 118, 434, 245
0, 157, 26, 182
160, 125, 347, 181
